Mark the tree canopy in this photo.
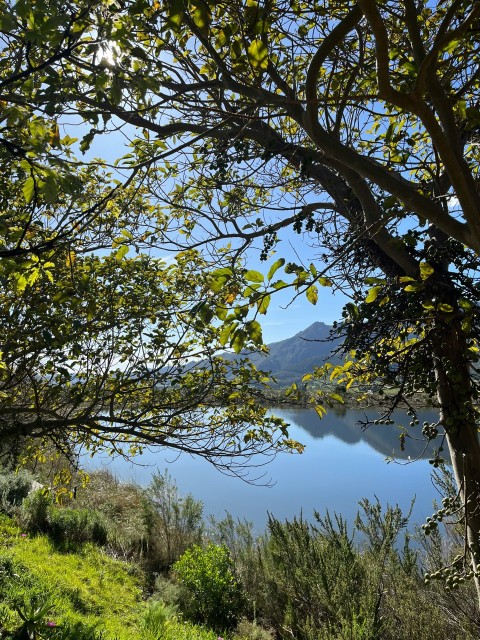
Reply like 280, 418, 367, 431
3, 0, 480, 603
0, 0, 302, 476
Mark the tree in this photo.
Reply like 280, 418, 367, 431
3, 0, 480, 604
0, 0, 298, 478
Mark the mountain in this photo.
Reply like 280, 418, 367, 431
229, 321, 342, 385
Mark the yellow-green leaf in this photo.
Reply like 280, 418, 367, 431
306, 285, 318, 305
191, 0, 211, 34
267, 258, 285, 280
115, 245, 129, 260
23, 176, 35, 204
366, 286, 381, 303
257, 294, 270, 314
319, 277, 333, 287
419, 262, 434, 280
247, 39, 269, 69
404, 284, 423, 292
438, 303, 454, 313
315, 404, 327, 419
244, 269, 264, 283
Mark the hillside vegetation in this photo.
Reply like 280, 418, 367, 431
0, 466, 479, 640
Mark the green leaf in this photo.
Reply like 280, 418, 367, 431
166, 0, 185, 31
404, 283, 423, 292
365, 286, 381, 303
247, 39, 269, 69
231, 329, 247, 353
23, 177, 35, 204
219, 324, 233, 346
314, 404, 327, 419
267, 258, 285, 280
246, 320, 262, 344
365, 277, 386, 285
209, 276, 229, 293
191, 0, 211, 34
318, 277, 332, 287
306, 285, 318, 305
244, 269, 264, 283
41, 173, 58, 203
459, 298, 473, 310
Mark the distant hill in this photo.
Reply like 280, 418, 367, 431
226, 321, 343, 385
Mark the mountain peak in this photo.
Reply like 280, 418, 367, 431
252, 321, 341, 385
293, 321, 332, 340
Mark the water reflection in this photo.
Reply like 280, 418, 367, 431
280, 406, 441, 460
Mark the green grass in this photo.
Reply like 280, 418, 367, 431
0, 513, 143, 639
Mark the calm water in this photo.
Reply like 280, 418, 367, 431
88, 406, 443, 532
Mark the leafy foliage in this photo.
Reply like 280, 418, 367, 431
173, 543, 245, 630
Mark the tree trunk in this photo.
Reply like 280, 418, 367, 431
432, 317, 480, 607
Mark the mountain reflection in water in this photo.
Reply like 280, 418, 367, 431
280, 406, 441, 461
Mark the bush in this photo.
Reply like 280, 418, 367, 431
257, 512, 378, 640
143, 470, 204, 571
20, 489, 52, 533
208, 513, 261, 619
173, 543, 245, 630
233, 619, 275, 640
0, 469, 35, 514
74, 470, 149, 560
47, 508, 108, 548
19, 490, 108, 548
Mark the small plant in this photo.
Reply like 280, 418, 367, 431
47, 507, 108, 548
12, 594, 54, 639
48, 621, 108, 640
139, 599, 177, 640
233, 619, 275, 640
173, 543, 245, 630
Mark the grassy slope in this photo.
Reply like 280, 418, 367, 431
0, 514, 225, 640
0, 513, 143, 638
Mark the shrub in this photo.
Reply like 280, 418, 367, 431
47, 508, 108, 548
233, 619, 275, 640
208, 513, 261, 619
74, 470, 149, 560
257, 512, 378, 640
20, 489, 52, 533
173, 543, 245, 630
49, 621, 108, 640
143, 470, 204, 571
152, 575, 185, 610
0, 469, 35, 514
19, 490, 108, 548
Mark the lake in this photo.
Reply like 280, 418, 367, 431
87, 406, 443, 533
